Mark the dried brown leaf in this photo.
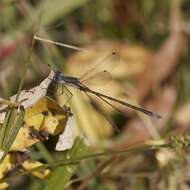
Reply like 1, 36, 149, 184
114, 86, 176, 149
174, 103, 190, 129
133, 32, 183, 101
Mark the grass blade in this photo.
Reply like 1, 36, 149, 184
44, 137, 88, 190
0, 108, 17, 150
4, 107, 25, 152
0, 107, 25, 162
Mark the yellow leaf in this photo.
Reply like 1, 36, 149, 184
0, 152, 50, 188
0, 154, 12, 179
0, 182, 9, 189
10, 96, 68, 151
22, 160, 50, 179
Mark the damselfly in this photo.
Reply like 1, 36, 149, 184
52, 70, 161, 119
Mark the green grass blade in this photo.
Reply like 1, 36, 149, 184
0, 107, 25, 162
4, 107, 25, 152
0, 19, 37, 161
0, 108, 17, 150
0, 110, 11, 147
36, 142, 55, 163
15, 33, 36, 103
44, 137, 88, 190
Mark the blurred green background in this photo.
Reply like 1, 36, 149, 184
0, 0, 190, 189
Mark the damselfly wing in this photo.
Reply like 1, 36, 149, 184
49, 52, 120, 105
68, 51, 120, 87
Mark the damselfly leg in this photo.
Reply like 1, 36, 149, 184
85, 92, 120, 133
62, 85, 73, 104
47, 79, 73, 105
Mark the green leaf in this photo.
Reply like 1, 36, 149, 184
4, 107, 25, 152
44, 137, 88, 190
0, 108, 17, 150
0, 106, 25, 162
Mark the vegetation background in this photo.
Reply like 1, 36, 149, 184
0, 0, 190, 189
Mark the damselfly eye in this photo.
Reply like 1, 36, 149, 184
53, 71, 62, 81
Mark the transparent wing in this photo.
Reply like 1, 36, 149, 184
80, 70, 113, 86
79, 52, 120, 86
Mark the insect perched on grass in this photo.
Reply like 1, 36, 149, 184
34, 36, 161, 120
52, 69, 162, 120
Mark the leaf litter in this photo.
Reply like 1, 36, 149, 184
0, 72, 77, 188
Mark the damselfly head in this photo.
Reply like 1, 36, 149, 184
53, 71, 63, 82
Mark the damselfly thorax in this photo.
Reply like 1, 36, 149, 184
53, 71, 81, 86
